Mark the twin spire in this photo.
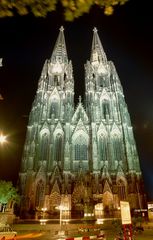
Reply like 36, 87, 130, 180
51, 26, 68, 64
91, 27, 107, 64
50, 26, 107, 65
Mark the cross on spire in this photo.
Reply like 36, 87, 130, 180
93, 27, 98, 33
60, 26, 64, 32
79, 96, 82, 103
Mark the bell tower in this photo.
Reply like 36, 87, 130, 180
84, 28, 145, 213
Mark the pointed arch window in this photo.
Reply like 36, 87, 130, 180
102, 99, 110, 119
40, 133, 49, 161
67, 92, 71, 103
54, 75, 60, 86
99, 134, 109, 162
75, 144, 87, 160
55, 133, 63, 163
74, 135, 88, 171
50, 97, 59, 119
117, 179, 126, 200
74, 136, 87, 161
112, 134, 123, 162
98, 76, 103, 88
35, 180, 45, 208
92, 50, 98, 64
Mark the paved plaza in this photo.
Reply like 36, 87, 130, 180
12, 220, 153, 240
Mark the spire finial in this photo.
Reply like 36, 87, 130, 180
93, 27, 98, 33
79, 96, 82, 103
60, 26, 64, 32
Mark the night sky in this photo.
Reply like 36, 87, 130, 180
0, 0, 153, 200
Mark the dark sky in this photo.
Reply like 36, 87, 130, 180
0, 0, 153, 200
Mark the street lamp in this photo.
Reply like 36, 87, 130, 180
41, 207, 47, 218
39, 207, 47, 225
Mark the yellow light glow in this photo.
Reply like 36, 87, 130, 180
96, 219, 104, 224
0, 134, 7, 144
56, 205, 69, 210
41, 207, 47, 211
39, 219, 47, 225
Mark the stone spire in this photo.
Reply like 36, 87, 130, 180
50, 26, 68, 64
90, 27, 107, 64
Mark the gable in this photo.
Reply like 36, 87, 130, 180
72, 103, 89, 123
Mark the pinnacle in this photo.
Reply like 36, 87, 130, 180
93, 27, 97, 33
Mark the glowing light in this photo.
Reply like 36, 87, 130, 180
41, 207, 47, 211
84, 213, 94, 217
0, 134, 7, 144
56, 205, 69, 232
56, 205, 69, 211
39, 219, 47, 225
96, 219, 104, 224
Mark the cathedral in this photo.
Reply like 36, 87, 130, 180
19, 27, 146, 219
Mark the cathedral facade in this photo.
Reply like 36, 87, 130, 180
19, 27, 146, 219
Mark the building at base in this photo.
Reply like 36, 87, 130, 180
19, 27, 146, 219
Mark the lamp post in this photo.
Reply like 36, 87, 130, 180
39, 207, 47, 225
41, 207, 47, 219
